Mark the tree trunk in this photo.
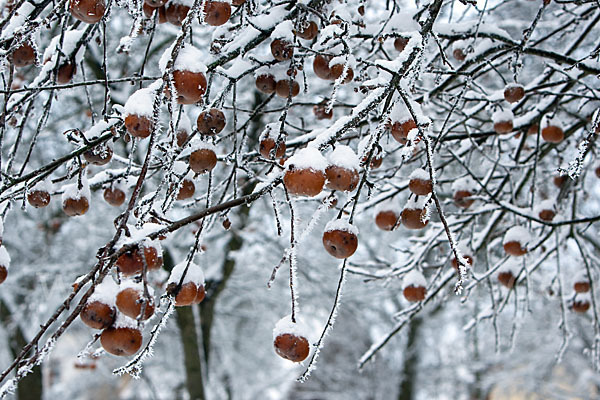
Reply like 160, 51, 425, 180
175, 306, 205, 400
164, 250, 205, 400
0, 300, 43, 400
397, 318, 421, 400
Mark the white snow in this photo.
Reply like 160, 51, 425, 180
259, 123, 279, 141
272, 314, 312, 341
502, 226, 532, 246
284, 147, 328, 172
492, 109, 514, 123
168, 261, 205, 285
159, 44, 207, 74
534, 199, 555, 214
451, 176, 477, 192
30, 179, 52, 193
403, 269, 426, 289
324, 219, 359, 236
43, 30, 86, 64
327, 145, 359, 170
88, 278, 120, 306
61, 177, 90, 202
1, 2, 35, 40
0, 246, 10, 269
271, 20, 294, 41
404, 194, 429, 210
173, 161, 188, 175
82, 120, 113, 140
178, 111, 192, 133
189, 138, 217, 152
409, 168, 429, 181
119, 279, 155, 297
124, 87, 156, 118
113, 313, 140, 329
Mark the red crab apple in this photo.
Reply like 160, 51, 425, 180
255, 74, 276, 94
498, 270, 516, 288
322, 220, 358, 259
325, 145, 360, 192
81, 300, 116, 329
116, 286, 155, 320
271, 39, 294, 61
283, 148, 327, 197
541, 124, 564, 144
197, 108, 226, 135
116, 242, 163, 276
273, 316, 310, 362
504, 84, 525, 103
295, 21, 318, 40
375, 208, 399, 231
11, 43, 36, 68
408, 168, 432, 196
103, 185, 126, 207
101, 326, 143, 356
403, 270, 427, 302
502, 226, 530, 256
69, 0, 106, 24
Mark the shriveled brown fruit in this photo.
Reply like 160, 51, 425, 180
572, 300, 590, 313
193, 285, 206, 304
357, 4, 364, 15
503, 241, 527, 256
498, 271, 516, 288
363, 153, 383, 169
116, 288, 155, 320
453, 48, 466, 61
313, 103, 333, 120
203, 1, 231, 26
389, 119, 417, 144
275, 79, 300, 98
116, 245, 163, 276
189, 148, 217, 173
329, 64, 353, 84
527, 124, 539, 136
454, 190, 474, 209
177, 178, 195, 200
56, 61, 76, 84
541, 125, 564, 143
255, 74, 276, 94
172, 281, 198, 306
313, 55, 333, 80
574, 281, 590, 293
325, 165, 359, 192
69, 0, 106, 24
596, 166, 600, 179
553, 175, 567, 188
0, 266, 6, 284
125, 114, 153, 138
394, 37, 409, 52
80, 301, 116, 329
169, 70, 207, 104
401, 208, 428, 230
283, 167, 326, 197
165, 2, 190, 26
12, 43, 36, 68
504, 85, 525, 103
274, 333, 310, 362
27, 190, 51, 208
144, 0, 167, 8
231, 0, 246, 5
409, 178, 432, 196
101, 327, 143, 356
403, 285, 426, 302
103, 187, 126, 207
538, 208, 555, 222
494, 120, 513, 134
296, 21, 318, 40
259, 138, 286, 159
375, 210, 399, 231
322, 229, 358, 259
451, 255, 473, 271
143, 3, 167, 22
197, 108, 226, 135
63, 196, 89, 217
176, 129, 189, 147
271, 39, 294, 61
84, 145, 112, 165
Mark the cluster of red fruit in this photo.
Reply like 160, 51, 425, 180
80, 238, 207, 356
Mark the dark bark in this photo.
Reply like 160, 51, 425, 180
0, 300, 43, 400
164, 250, 205, 400
397, 318, 421, 400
